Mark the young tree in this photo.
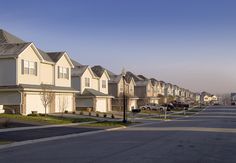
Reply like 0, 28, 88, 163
40, 86, 54, 116
59, 95, 68, 117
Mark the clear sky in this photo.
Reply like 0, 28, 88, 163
1, 0, 236, 94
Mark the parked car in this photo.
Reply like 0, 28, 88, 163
140, 103, 166, 111
162, 103, 175, 111
171, 101, 189, 110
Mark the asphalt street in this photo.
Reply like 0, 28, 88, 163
0, 106, 236, 163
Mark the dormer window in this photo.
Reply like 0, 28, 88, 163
102, 80, 106, 88
85, 77, 90, 87
58, 66, 69, 79
21, 60, 37, 76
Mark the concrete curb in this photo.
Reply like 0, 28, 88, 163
0, 126, 127, 150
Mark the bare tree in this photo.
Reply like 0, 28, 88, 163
58, 96, 68, 117
40, 86, 54, 116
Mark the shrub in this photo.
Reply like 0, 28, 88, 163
96, 113, 99, 117
88, 112, 92, 116
64, 110, 68, 114
79, 111, 84, 115
2, 119, 10, 128
28, 114, 38, 117
72, 111, 76, 114
103, 114, 107, 118
111, 114, 115, 119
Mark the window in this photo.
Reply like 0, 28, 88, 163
102, 80, 106, 88
22, 60, 37, 75
120, 85, 123, 92
58, 66, 69, 79
85, 77, 90, 87
129, 87, 133, 92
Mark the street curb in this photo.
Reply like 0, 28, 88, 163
0, 121, 97, 133
0, 126, 127, 150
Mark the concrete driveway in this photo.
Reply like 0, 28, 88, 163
0, 106, 236, 163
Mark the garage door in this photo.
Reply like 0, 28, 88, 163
129, 99, 137, 111
96, 98, 107, 112
0, 91, 21, 105
76, 98, 93, 108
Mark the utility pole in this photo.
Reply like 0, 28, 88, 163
122, 68, 127, 123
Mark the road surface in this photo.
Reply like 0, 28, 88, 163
0, 106, 236, 163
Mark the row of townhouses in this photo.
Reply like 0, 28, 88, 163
0, 29, 199, 115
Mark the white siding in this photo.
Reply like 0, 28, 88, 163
0, 58, 16, 86
17, 46, 41, 85
80, 68, 93, 93
55, 55, 71, 87
99, 73, 108, 94
41, 63, 54, 85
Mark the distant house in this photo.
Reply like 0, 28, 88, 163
231, 93, 236, 105
0, 29, 77, 115
71, 63, 112, 113
126, 72, 159, 106
200, 91, 218, 104
102, 69, 139, 111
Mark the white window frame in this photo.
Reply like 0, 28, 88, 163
58, 66, 69, 79
85, 77, 90, 87
22, 60, 37, 76
102, 80, 106, 88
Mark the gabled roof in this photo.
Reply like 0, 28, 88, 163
71, 59, 83, 67
47, 52, 64, 62
126, 71, 142, 81
0, 42, 31, 57
137, 75, 148, 80
109, 74, 123, 84
0, 29, 25, 44
150, 78, 158, 86
71, 65, 89, 77
82, 88, 110, 97
91, 65, 105, 77
91, 65, 110, 80
0, 29, 73, 65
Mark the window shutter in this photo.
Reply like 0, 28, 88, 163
66, 68, 69, 79
34, 62, 37, 76
21, 60, 24, 74
58, 66, 60, 78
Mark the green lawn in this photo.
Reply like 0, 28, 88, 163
141, 110, 161, 114
0, 140, 13, 145
0, 114, 96, 125
81, 121, 134, 127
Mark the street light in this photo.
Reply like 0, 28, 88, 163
122, 68, 127, 123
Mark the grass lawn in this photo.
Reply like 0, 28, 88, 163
0, 114, 96, 125
0, 140, 13, 145
141, 110, 161, 114
81, 121, 135, 127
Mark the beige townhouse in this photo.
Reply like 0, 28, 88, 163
101, 69, 138, 111
0, 29, 77, 115
126, 72, 159, 107
71, 63, 112, 113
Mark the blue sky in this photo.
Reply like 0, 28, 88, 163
1, 0, 236, 94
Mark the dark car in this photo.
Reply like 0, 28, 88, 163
171, 101, 189, 110
162, 103, 174, 111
